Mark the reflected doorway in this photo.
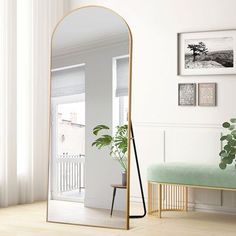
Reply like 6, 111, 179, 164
51, 95, 85, 203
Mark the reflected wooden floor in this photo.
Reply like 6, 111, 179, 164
48, 200, 126, 228
1, 202, 236, 235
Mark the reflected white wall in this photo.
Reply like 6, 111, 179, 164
52, 41, 129, 210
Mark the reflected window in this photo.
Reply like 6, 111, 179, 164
51, 64, 85, 202
113, 56, 129, 126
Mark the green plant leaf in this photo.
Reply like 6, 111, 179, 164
224, 144, 231, 152
229, 139, 236, 146
219, 119, 236, 169
220, 135, 227, 141
92, 135, 112, 149
230, 148, 236, 155
231, 130, 236, 136
114, 135, 128, 154
92, 124, 128, 171
219, 162, 227, 169
229, 154, 236, 159
230, 118, 236, 123
226, 158, 233, 164
219, 150, 227, 158
226, 134, 233, 141
223, 122, 231, 128
92, 125, 109, 135
219, 150, 226, 156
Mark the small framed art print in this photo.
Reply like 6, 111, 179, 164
198, 83, 217, 106
178, 29, 236, 75
178, 83, 196, 106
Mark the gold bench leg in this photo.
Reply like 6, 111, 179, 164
184, 186, 188, 212
158, 183, 162, 218
148, 182, 152, 214
148, 182, 186, 217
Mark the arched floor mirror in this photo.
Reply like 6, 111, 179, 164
47, 6, 132, 229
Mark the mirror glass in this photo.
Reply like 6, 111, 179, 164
47, 6, 131, 229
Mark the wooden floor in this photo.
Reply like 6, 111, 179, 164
48, 200, 125, 228
0, 202, 236, 236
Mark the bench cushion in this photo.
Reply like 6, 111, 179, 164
147, 163, 236, 189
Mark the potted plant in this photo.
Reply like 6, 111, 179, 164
92, 124, 128, 186
219, 118, 236, 169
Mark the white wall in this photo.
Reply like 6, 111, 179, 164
84, 44, 125, 210
53, 41, 129, 210
69, 0, 236, 214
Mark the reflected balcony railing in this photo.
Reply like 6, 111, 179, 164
56, 153, 85, 193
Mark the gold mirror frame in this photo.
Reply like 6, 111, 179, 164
47, 5, 133, 230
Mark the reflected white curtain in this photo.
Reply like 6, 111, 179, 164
116, 57, 129, 97
51, 66, 85, 97
0, 0, 68, 207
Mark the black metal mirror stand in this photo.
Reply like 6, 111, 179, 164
129, 122, 146, 219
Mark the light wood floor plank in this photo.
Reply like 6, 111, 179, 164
0, 202, 236, 236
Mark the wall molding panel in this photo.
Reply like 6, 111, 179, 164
130, 122, 236, 214
133, 121, 223, 129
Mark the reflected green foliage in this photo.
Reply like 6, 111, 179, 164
219, 118, 236, 169
92, 124, 128, 171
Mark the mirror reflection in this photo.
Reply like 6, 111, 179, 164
47, 6, 131, 229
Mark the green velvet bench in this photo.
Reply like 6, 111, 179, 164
147, 163, 236, 218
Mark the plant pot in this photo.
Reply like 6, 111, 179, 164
122, 171, 127, 186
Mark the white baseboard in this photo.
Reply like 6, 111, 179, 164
189, 203, 236, 215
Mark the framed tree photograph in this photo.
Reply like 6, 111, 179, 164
178, 29, 236, 75
198, 83, 217, 106
178, 83, 196, 106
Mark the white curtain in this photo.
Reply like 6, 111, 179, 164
0, 0, 17, 207
0, 0, 69, 207
51, 66, 85, 97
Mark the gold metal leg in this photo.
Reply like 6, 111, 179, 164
158, 183, 162, 218
148, 182, 187, 217
148, 182, 152, 214
184, 186, 188, 212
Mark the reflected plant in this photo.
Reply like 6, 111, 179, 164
219, 118, 236, 169
92, 124, 128, 172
